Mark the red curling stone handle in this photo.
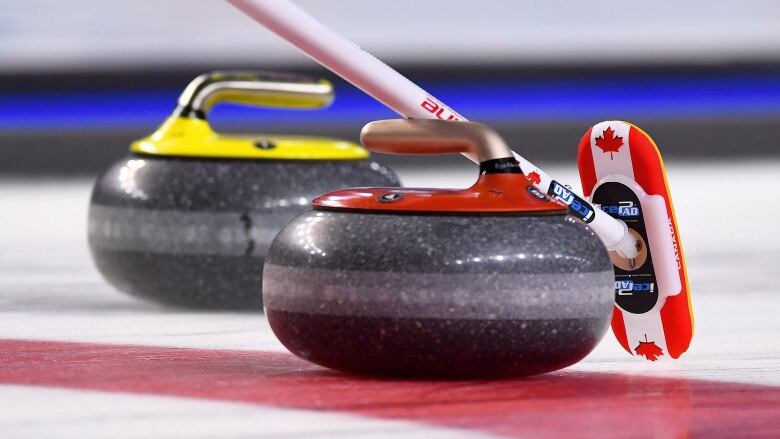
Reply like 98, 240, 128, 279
360, 119, 513, 164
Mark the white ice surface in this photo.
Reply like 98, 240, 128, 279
0, 385, 482, 439
0, 159, 779, 437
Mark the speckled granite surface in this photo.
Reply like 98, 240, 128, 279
264, 210, 614, 377
88, 155, 399, 309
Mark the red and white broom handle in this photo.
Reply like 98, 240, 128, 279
226, 0, 638, 259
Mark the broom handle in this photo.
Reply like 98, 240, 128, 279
226, 0, 637, 259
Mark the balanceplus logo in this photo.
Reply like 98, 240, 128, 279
616, 280, 655, 295
420, 97, 461, 121
597, 201, 639, 218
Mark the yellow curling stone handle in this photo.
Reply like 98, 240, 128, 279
131, 71, 368, 160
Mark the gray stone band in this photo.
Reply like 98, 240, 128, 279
88, 205, 291, 257
264, 263, 614, 320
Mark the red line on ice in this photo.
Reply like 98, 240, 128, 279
0, 339, 778, 438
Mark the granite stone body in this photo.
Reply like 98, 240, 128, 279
264, 209, 615, 378
88, 155, 399, 310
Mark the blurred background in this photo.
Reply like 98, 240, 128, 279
1, 0, 780, 175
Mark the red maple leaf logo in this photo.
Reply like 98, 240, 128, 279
595, 127, 624, 160
527, 171, 541, 185
634, 335, 664, 361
